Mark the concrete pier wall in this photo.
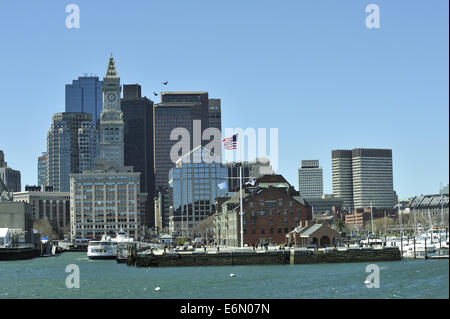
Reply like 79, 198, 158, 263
132, 247, 401, 267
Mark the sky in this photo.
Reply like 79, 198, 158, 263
0, 0, 448, 199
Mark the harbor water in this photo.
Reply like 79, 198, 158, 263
0, 252, 448, 299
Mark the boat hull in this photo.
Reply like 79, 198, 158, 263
88, 255, 116, 260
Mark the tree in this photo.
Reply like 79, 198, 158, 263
33, 219, 57, 240
193, 216, 214, 239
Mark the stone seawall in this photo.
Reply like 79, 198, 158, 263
131, 247, 401, 267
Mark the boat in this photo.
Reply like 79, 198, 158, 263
87, 230, 135, 260
87, 234, 118, 259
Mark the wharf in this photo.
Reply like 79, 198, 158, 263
127, 246, 402, 267
0, 247, 40, 261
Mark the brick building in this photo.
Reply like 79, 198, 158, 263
287, 220, 340, 247
213, 175, 312, 246
344, 207, 397, 228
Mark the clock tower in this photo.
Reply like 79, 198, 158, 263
99, 55, 124, 166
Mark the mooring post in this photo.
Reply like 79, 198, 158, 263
424, 237, 427, 259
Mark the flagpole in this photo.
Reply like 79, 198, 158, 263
239, 162, 244, 248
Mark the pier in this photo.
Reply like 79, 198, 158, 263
0, 246, 40, 261
127, 246, 402, 267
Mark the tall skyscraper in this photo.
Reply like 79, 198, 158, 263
66, 76, 103, 126
161, 92, 210, 144
298, 160, 323, 199
99, 56, 124, 166
37, 152, 47, 186
332, 150, 354, 209
332, 148, 394, 210
46, 112, 97, 192
0, 150, 21, 192
154, 102, 195, 190
122, 84, 155, 228
208, 98, 222, 132
351, 148, 394, 209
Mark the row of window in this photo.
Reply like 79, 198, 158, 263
249, 200, 294, 208
244, 227, 291, 235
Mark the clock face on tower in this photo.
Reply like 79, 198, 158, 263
107, 92, 116, 102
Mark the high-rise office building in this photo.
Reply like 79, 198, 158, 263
332, 148, 394, 210
154, 102, 195, 190
122, 84, 155, 228
208, 98, 222, 132
37, 152, 47, 187
332, 150, 354, 209
78, 121, 99, 173
99, 56, 124, 166
0, 150, 21, 192
351, 148, 394, 209
161, 92, 210, 143
46, 112, 97, 192
66, 76, 103, 126
168, 146, 227, 236
298, 160, 323, 199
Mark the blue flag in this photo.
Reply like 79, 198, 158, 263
218, 181, 227, 190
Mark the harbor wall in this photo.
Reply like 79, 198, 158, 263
0, 247, 40, 261
131, 247, 401, 267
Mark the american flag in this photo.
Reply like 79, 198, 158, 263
222, 134, 238, 150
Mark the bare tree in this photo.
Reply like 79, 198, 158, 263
33, 219, 57, 240
193, 216, 214, 238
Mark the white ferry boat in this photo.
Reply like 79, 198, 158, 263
87, 234, 118, 259
87, 230, 134, 259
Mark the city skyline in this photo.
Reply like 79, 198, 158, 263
0, 1, 448, 199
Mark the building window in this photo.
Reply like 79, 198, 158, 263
257, 210, 266, 216
278, 227, 282, 234
269, 228, 274, 234
260, 200, 264, 207
266, 201, 276, 208
251, 229, 256, 234
261, 228, 265, 234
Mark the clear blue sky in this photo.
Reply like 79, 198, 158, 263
0, 0, 448, 198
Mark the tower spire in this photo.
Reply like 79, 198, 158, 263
105, 55, 118, 78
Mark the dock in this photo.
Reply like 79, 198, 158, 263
0, 247, 40, 261
127, 246, 402, 267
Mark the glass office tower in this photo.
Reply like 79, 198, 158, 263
66, 76, 103, 126
168, 147, 227, 236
